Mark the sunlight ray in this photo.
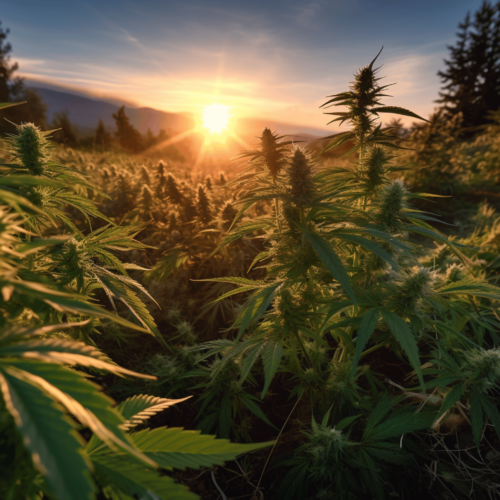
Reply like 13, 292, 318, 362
228, 130, 252, 150
193, 134, 208, 171
143, 128, 197, 154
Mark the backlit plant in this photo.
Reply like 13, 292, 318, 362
6, 49, 500, 499
0, 103, 271, 500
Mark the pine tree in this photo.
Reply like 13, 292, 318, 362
0, 21, 46, 133
112, 106, 144, 153
94, 118, 111, 150
144, 128, 155, 148
438, 1, 500, 130
52, 111, 77, 146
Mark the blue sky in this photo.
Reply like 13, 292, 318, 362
3, 0, 485, 128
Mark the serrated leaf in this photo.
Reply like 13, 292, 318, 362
235, 283, 280, 340
364, 405, 435, 442
363, 442, 412, 466
239, 340, 266, 384
476, 391, 500, 442
127, 427, 273, 470
336, 414, 362, 430
470, 389, 484, 448
117, 395, 190, 429
3, 360, 156, 468
370, 106, 429, 122
0, 338, 155, 379
0, 368, 95, 500
336, 234, 397, 269
437, 382, 464, 418
350, 308, 380, 378
305, 230, 357, 303
380, 310, 424, 390
363, 396, 399, 440
93, 454, 197, 500
315, 132, 355, 157
261, 341, 283, 398
240, 394, 278, 430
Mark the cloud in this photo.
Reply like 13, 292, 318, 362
292, 2, 324, 28
16, 57, 47, 69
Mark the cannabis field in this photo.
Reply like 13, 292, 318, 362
2, 49, 500, 500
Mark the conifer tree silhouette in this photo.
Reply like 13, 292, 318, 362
112, 105, 144, 153
0, 21, 46, 133
94, 118, 111, 150
438, 1, 500, 130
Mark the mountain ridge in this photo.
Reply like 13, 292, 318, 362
26, 81, 332, 141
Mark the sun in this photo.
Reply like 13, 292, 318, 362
203, 103, 229, 133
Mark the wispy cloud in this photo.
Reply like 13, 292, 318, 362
291, 2, 325, 28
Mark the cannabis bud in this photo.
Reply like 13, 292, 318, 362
140, 165, 150, 185
140, 184, 153, 210
283, 204, 301, 237
260, 128, 288, 178
175, 320, 197, 345
394, 266, 435, 315
350, 55, 382, 143
378, 179, 408, 231
445, 263, 465, 283
157, 160, 166, 179
218, 171, 227, 186
166, 174, 183, 204
464, 348, 500, 392
196, 184, 212, 224
363, 146, 391, 192
8, 123, 52, 176
219, 201, 238, 231
287, 147, 315, 206
181, 195, 197, 223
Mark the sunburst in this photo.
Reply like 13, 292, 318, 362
203, 103, 229, 133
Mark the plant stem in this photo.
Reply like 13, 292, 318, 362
293, 328, 314, 369
273, 179, 282, 233
256, 394, 302, 491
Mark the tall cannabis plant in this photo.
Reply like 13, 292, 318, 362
197, 53, 500, 499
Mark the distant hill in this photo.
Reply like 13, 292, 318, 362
27, 81, 333, 143
28, 85, 196, 136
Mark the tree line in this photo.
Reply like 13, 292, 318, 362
44, 107, 171, 153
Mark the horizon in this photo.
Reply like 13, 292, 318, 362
25, 79, 335, 137
3, 0, 485, 130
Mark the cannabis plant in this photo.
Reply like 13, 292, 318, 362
196, 52, 500, 498
0, 104, 272, 499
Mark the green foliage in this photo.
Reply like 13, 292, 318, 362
190, 52, 500, 498
3, 46, 500, 499
0, 103, 271, 499
274, 397, 435, 500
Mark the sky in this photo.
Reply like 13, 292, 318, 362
3, 0, 486, 129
